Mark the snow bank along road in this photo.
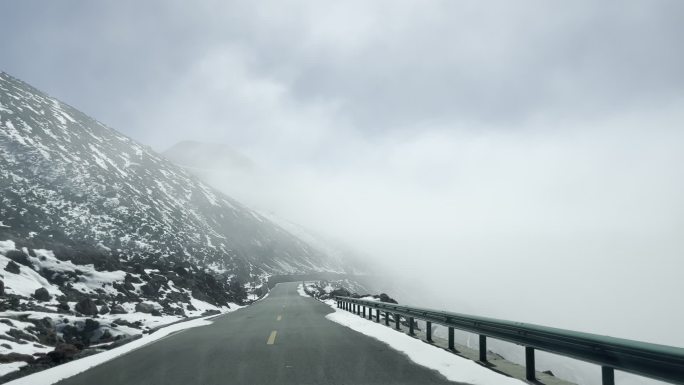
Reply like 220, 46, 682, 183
50, 282, 464, 385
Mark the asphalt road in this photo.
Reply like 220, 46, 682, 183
57, 282, 462, 385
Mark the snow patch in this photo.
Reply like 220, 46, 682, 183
324, 301, 524, 385
4, 313, 223, 385
297, 283, 308, 297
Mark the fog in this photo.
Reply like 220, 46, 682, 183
1, 1, 682, 384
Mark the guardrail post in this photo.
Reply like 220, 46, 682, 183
479, 335, 487, 362
602, 367, 615, 385
409, 317, 415, 335
385, 312, 389, 325
526, 347, 536, 381
375, 309, 380, 322
369, 308, 373, 320
395, 314, 401, 330
362, 306, 366, 318
448, 327, 454, 350
426, 321, 432, 342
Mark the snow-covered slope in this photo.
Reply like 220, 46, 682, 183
0, 71, 346, 277
0, 71, 357, 380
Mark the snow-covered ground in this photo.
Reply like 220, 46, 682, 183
297, 283, 308, 297
0, 239, 244, 379
320, 298, 524, 385
4, 311, 237, 385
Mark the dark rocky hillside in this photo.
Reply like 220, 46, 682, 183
0, 71, 353, 380
0, 72, 347, 279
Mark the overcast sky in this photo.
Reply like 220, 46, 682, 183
2, 2, 683, 383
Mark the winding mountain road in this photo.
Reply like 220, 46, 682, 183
57, 282, 460, 385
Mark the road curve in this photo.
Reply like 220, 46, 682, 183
57, 282, 462, 385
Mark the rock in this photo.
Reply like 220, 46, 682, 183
329, 288, 351, 297
377, 293, 398, 304
0, 352, 34, 363
0, 319, 13, 327
57, 302, 70, 313
123, 281, 135, 291
542, 370, 555, 377
125, 273, 142, 284
135, 302, 155, 313
110, 304, 127, 314
100, 329, 113, 341
4, 250, 32, 268
99, 304, 110, 314
140, 283, 158, 296
32, 287, 51, 301
4, 260, 20, 274
75, 298, 98, 316
201, 309, 220, 316
84, 319, 100, 333
47, 343, 80, 364
7, 328, 36, 342
150, 309, 162, 317
0, 343, 10, 349
0, 279, 4, 295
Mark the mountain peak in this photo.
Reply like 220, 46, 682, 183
0, 72, 348, 280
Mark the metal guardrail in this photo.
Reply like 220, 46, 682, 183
335, 296, 684, 385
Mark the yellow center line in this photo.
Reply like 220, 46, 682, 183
277, 315, 282, 321
267, 330, 278, 345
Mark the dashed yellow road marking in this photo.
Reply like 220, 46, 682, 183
267, 330, 278, 345
277, 315, 282, 321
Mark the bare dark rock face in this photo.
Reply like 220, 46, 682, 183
376, 293, 398, 304
0, 352, 35, 364
109, 304, 127, 314
46, 343, 80, 364
57, 302, 70, 313
4, 260, 20, 274
75, 298, 98, 316
32, 287, 51, 301
135, 302, 155, 314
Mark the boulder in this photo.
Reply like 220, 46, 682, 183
4, 260, 20, 274
135, 302, 155, 314
150, 309, 162, 317
123, 281, 135, 291
57, 302, 70, 313
32, 287, 51, 301
377, 293, 398, 304
140, 283, 158, 296
75, 298, 98, 316
7, 328, 35, 342
0, 279, 4, 295
110, 304, 127, 314
4, 250, 32, 268
99, 304, 110, 314
47, 343, 80, 364
0, 352, 34, 363
83, 319, 100, 335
